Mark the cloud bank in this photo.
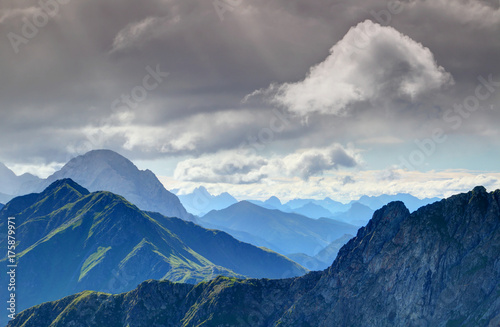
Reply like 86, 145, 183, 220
173, 144, 360, 184
260, 20, 454, 116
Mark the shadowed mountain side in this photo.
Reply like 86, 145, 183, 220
0, 179, 306, 322
200, 201, 359, 256
11, 187, 499, 326
147, 212, 306, 279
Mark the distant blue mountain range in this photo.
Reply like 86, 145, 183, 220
177, 186, 238, 216
180, 186, 440, 226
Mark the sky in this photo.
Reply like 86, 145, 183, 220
0, 0, 499, 202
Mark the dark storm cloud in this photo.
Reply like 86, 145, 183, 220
0, 0, 498, 169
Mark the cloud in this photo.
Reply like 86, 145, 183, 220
0, 7, 40, 24
341, 175, 356, 185
377, 168, 401, 181
418, 0, 500, 28
173, 151, 269, 184
258, 20, 454, 116
173, 144, 360, 184
163, 169, 500, 204
110, 15, 180, 53
281, 145, 359, 180
0, 0, 498, 179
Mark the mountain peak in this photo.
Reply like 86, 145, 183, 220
361, 201, 409, 237
472, 185, 487, 194
64, 149, 137, 172
194, 186, 212, 198
265, 196, 282, 207
43, 178, 90, 195
44, 149, 192, 221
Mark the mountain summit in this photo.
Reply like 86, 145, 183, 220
42, 150, 193, 221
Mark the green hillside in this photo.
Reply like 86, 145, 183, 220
0, 179, 306, 318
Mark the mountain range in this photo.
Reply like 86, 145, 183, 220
0, 163, 41, 201
177, 186, 238, 216
0, 150, 439, 225
200, 201, 359, 256
0, 179, 306, 321
191, 187, 439, 224
9, 186, 499, 326
287, 233, 355, 270
41, 150, 193, 221
331, 202, 375, 226
0, 150, 193, 221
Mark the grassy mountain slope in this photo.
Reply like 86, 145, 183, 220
0, 179, 306, 320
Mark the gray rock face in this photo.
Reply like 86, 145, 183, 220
42, 149, 193, 221
8, 187, 500, 327
279, 186, 500, 326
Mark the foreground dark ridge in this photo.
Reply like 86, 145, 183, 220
8, 186, 500, 327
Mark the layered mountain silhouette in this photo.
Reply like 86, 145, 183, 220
0, 163, 41, 202
0, 151, 440, 225
200, 201, 359, 256
332, 201, 375, 226
0, 150, 193, 221
246, 193, 439, 222
286, 197, 347, 214
351, 192, 441, 212
291, 202, 335, 219
0, 179, 306, 320
40, 150, 193, 221
10, 186, 499, 326
177, 186, 238, 216
288, 233, 355, 270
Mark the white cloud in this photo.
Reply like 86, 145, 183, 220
110, 15, 180, 53
172, 144, 360, 184
281, 145, 359, 180
257, 20, 453, 116
78, 109, 258, 155
161, 169, 500, 204
8, 162, 64, 179
173, 151, 269, 184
